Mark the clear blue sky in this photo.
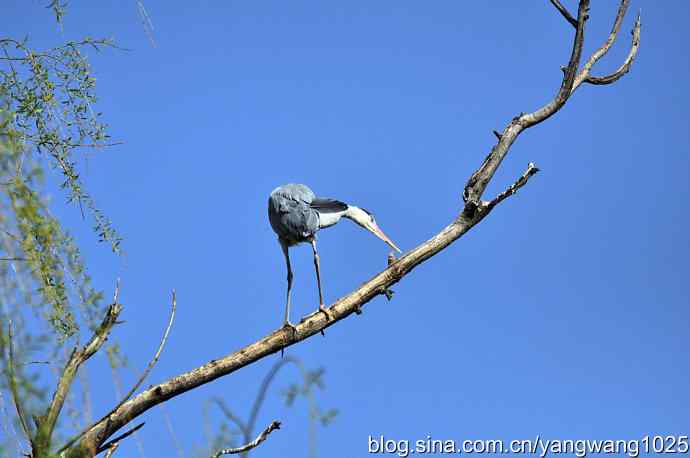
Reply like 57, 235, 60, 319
3, 1, 689, 457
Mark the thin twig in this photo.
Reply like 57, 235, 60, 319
6, 322, 31, 439
69, 141, 125, 149
549, 0, 578, 28
137, 0, 157, 48
113, 278, 121, 304
96, 422, 146, 454
118, 290, 176, 404
211, 421, 281, 457
19, 360, 51, 366
485, 163, 540, 211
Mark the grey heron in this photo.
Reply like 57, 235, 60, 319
268, 183, 401, 329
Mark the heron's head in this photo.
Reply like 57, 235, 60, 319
345, 206, 401, 253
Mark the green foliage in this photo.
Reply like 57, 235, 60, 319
0, 37, 123, 254
0, 32, 122, 335
0, 9, 124, 456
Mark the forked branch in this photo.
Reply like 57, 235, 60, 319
585, 13, 640, 86
36, 299, 123, 452
58, 290, 177, 454
463, 0, 589, 205
61, 2, 640, 456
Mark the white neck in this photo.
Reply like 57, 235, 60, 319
317, 205, 371, 230
318, 207, 349, 229
343, 206, 370, 228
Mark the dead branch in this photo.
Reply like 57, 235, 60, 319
584, 13, 641, 86
36, 300, 123, 452
58, 2, 640, 456
570, 1, 641, 91
485, 163, 540, 211
115, 290, 176, 405
463, 0, 588, 205
58, 291, 176, 454
211, 421, 281, 457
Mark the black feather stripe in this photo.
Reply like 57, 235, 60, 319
310, 198, 348, 213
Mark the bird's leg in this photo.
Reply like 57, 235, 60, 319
310, 238, 332, 321
280, 240, 297, 334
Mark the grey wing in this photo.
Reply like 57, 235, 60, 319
268, 184, 320, 243
310, 198, 348, 213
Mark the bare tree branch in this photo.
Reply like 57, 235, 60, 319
211, 421, 281, 457
549, 0, 578, 28
58, 291, 176, 454
584, 13, 641, 86
57, 3, 640, 456
95, 422, 145, 455
576, 0, 629, 81
463, 0, 589, 205
37, 301, 123, 451
6, 322, 32, 440
486, 163, 540, 211
136, 0, 157, 48
117, 290, 176, 405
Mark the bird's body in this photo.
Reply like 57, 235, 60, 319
268, 183, 400, 328
268, 183, 346, 246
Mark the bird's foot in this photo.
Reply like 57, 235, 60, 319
282, 320, 298, 337
319, 304, 333, 321
318, 305, 332, 336
280, 321, 297, 357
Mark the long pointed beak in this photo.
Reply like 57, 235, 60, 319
368, 223, 402, 253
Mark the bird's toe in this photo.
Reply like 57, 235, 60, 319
282, 321, 298, 336
319, 305, 333, 321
